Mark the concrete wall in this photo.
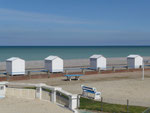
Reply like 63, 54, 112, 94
6, 88, 35, 99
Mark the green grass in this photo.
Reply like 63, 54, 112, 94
24, 87, 36, 89
24, 87, 52, 93
24, 87, 69, 100
79, 97, 147, 113
42, 88, 52, 93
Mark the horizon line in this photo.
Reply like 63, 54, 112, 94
0, 45, 150, 47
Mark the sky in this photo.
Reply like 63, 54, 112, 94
0, 0, 150, 46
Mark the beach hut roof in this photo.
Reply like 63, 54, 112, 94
127, 55, 141, 58
6, 57, 23, 61
90, 54, 104, 59
45, 56, 59, 60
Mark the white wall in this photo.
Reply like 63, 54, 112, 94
52, 58, 63, 72
45, 58, 63, 72
135, 57, 143, 68
12, 60, 25, 75
90, 57, 106, 70
97, 57, 106, 70
6, 59, 25, 75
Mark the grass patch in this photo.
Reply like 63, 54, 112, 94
42, 88, 52, 93
24, 87, 52, 93
79, 97, 147, 113
24, 87, 36, 89
24, 87, 68, 100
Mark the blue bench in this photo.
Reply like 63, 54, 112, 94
64, 74, 84, 81
81, 85, 101, 100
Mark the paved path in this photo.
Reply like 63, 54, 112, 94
0, 97, 73, 113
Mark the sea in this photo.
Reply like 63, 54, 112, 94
0, 46, 150, 61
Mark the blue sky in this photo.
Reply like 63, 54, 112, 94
0, 0, 150, 46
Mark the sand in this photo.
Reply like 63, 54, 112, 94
17, 70, 150, 107
0, 97, 73, 113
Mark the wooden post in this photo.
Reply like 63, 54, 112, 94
27, 71, 31, 79
82, 69, 85, 74
142, 62, 144, 80
127, 99, 129, 113
98, 67, 101, 74
112, 66, 115, 72
6, 73, 10, 81
126, 66, 129, 70
47, 70, 50, 78
65, 70, 68, 75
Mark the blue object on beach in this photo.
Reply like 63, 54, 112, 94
64, 68, 81, 70
64, 74, 84, 81
80, 67, 97, 70
64, 74, 83, 77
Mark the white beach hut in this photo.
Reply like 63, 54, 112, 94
90, 54, 106, 70
6, 57, 25, 75
45, 56, 63, 72
127, 54, 143, 69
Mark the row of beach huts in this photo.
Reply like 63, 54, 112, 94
3, 54, 143, 76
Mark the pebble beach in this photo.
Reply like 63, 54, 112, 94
0, 57, 150, 71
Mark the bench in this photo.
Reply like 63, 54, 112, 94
64, 74, 84, 81
81, 85, 101, 100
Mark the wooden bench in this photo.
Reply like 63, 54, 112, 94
64, 74, 84, 81
81, 85, 101, 100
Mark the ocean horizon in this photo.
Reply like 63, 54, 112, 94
0, 46, 150, 61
